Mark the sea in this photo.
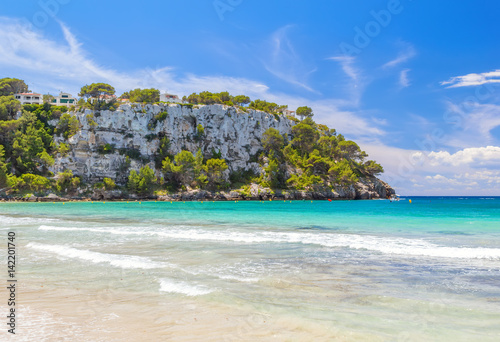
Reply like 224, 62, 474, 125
1, 197, 499, 341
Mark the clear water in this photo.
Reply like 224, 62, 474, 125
1, 197, 500, 341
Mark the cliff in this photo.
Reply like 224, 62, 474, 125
47, 103, 393, 200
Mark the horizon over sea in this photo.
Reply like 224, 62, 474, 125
1, 196, 500, 341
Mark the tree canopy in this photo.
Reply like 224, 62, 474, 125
296, 106, 313, 120
0, 78, 28, 96
79, 83, 116, 100
120, 88, 159, 103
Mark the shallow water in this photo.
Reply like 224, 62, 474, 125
1, 197, 500, 341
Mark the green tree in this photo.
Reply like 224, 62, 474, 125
0, 145, 7, 188
43, 94, 55, 104
249, 99, 279, 113
363, 160, 384, 176
57, 143, 70, 157
155, 136, 172, 168
0, 96, 21, 121
56, 113, 80, 139
162, 150, 197, 186
79, 83, 116, 107
305, 149, 331, 176
56, 170, 80, 194
128, 166, 156, 195
291, 118, 318, 155
233, 95, 250, 106
328, 160, 358, 185
103, 177, 116, 190
120, 88, 160, 103
0, 78, 28, 96
11, 124, 54, 175
262, 128, 284, 156
195, 124, 204, 141
205, 158, 228, 189
338, 140, 366, 162
262, 157, 283, 188
296, 106, 313, 120
14, 174, 51, 193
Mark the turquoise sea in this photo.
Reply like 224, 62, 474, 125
1, 197, 500, 341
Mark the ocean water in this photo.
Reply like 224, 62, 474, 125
1, 197, 500, 341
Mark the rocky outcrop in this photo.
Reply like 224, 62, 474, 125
50, 103, 293, 184
48, 103, 394, 200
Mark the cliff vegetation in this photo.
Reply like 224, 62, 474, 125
0, 79, 392, 201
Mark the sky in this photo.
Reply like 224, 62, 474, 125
0, 0, 499, 195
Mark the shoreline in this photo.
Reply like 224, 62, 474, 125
1, 181, 395, 203
0, 193, 392, 203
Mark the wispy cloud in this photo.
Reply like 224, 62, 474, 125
382, 43, 416, 69
442, 101, 500, 148
261, 25, 317, 92
399, 68, 410, 87
329, 56, 359, 83
328, 55, 364, 106
440, 69, 500, 88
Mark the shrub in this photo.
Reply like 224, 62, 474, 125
128, 166, 156, 195
56, 113, 80, 140
56, 170, 80, 194
103, 177, 116, 190
97, 143, 115, 155
145, 133, 157, 142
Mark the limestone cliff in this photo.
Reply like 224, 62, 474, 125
49, 103, 393, 200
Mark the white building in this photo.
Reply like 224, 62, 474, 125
90, 94, 117, 104
160, 93, 181, 103
283, 109, 296, 117
51, 92, 77, 107
14, 93, 43, 105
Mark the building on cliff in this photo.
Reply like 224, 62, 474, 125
160, 93, 181, 103
14, 92, 43, 105
51, 92, 77, 107
90, 94, 117, 104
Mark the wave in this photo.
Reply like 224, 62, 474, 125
38, 225, 500, 260
159, 278, 214, 296
39, 225, 144, 235
216, 274, 259, 283
26, 242, 165, 269
0, 215, 59, 225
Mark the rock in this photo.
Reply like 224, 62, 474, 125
49, 104, 294, 185
45, 103, 394, 201
27, 195, 38, 202
91, 189, 124, 200
39, 193, 63, 202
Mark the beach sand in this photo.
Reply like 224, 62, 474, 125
4, 279, 374, 342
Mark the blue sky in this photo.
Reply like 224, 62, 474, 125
1, 0, 499, 195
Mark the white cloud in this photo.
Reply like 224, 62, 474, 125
329, 56, 359, 83
441, 69, 500, 88
427, 146, 500, 167
382, 44, 416, 69
261, 25, 317, 92
436, 101, 500, 149
328, 55, 365, 106
399, 69, 410, 88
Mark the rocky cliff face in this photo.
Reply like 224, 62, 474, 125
49, 103, 393, 200
50, 103, 293, 182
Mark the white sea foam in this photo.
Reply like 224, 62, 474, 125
39, 225, 144, 235
26, 242, 165, 269
38, 225, 500, 260
159, 278, 214, 296
155, 229, 500, 260
0, 215, 59, 225
217, 274, 260, 283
